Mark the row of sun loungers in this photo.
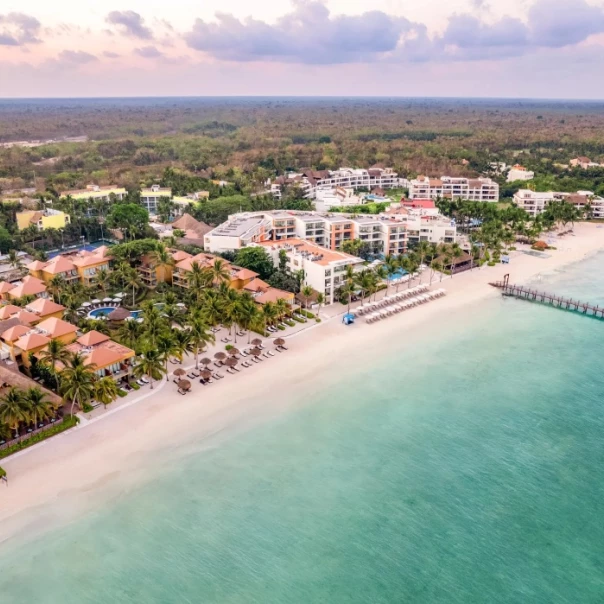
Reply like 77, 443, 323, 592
364, 289, 447, 323
355, 285, 431, 316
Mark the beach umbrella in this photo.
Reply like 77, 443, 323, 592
82, 301, 91, 307
91, 299, 101, 304
274, 338, 285, 347
225, 357, 238, 368
176, 303, 186, 308
250, 347, 262, 357
228, 348, 240, 357
214, 352, 227, 361
200, 369, 212, 380
251, 338, 263, 346
173, 368, 186, 378
200, 357, 212, 366
177, 379, 191, 391
103, 297, 112, 303
112, 298, 122, 303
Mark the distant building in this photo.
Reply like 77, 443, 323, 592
140, 185, 173, 215
267, 166, 404, 200
507, 165, 534, 182
407, 176, 499, 202
513, 188, 604, 217
60, 184, 127, 202
16, 209, 70, 231
569, 157, 601, 169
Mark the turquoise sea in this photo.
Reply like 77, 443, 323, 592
2, 255, 604, 603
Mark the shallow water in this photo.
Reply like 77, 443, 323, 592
1, 256, 604, 603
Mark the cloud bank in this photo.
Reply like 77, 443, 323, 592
0, 12, 41, 46
106, 10, 153, 40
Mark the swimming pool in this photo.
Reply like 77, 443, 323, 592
48, 240, 113, 259
88, 307, 141, 320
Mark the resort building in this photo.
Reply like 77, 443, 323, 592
16, 209, 70, 231
204, 214, 274, 253
140, 185, 173, 215
243, 278, 297, 308
385, 205, 457, 246
60, 184, 127, 202
256, 238, 364, 305
27, 246, 112, 288
3, 317, 78, 368
569, 157, 602, 169
63, 331, 135, 383
267, 166, 404, 200
172, 252, 258, 291
137, 248, 190, 288
4, 276, 48, 302
513, 189, 604, 217
407, 176, 499, 202
506, 165, 534, 182
0, 359, 62, 405
314, 187, 363, 211
0, 298, 66, 326
170, 214, 212, 248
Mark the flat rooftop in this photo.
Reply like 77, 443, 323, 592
258, 238, 362, 266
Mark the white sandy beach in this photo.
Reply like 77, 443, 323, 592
1, 223, 604, 543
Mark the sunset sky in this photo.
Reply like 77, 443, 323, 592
2, 0, 604, 98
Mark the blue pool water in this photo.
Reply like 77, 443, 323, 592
88, 307, 141, 319
48, 240, 113, 259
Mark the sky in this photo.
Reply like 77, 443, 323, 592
1, 0, 604, 98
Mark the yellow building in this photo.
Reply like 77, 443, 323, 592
60, 185, 126, 202
172, 252, 258, 291
27, 246, 112, 287
16, 209, 70, 231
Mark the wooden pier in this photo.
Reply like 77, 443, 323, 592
490, 274, 604, 319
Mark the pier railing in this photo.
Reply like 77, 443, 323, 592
490, 281, 604, 318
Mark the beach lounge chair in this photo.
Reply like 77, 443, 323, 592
136, 379, 147, 387
213, 373, 224, 379
227, 368, 236, 374
267, 350, 275, 357
178, 388, 188, 395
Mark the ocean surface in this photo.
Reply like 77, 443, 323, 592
2, 255, 604, 603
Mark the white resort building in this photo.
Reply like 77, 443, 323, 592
255, 238, 364, 305
267, 166, 405, 200
407, 176, 499, 202
506, 165, 534, 182
513, 189, 604, 217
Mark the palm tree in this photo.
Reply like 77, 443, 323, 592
39, 339, 72, 393
274, 297, 290, 322
94, 267, 111, 294
416, 241, 431, 283
429, 259, 442, 285
25, 387, 55, 428
48, 275, 66, 304
133, 347, 167, 389
125, 269, 142, 307
172, 328, 194, 363
118, 319, 143, 350
373, 265, 388, 300
149, 246, 175, 285
94, 377, 119, 409
156, 332, 179, 373
210, 258, 231, 285
60, 354, 97, 416
187, 317, 215, 369
262, 302, 278, 330
339, 282, 355, 314
0, 388, 29, 439
315, 293, 325, 318
300, 285, 314, 312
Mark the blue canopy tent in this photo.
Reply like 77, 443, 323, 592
342, 313, 355, 325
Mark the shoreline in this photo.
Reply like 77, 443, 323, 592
1, 223, 604, 545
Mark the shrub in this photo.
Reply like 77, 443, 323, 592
300, 310, 315, 319
277, 325, 286, 331
117, 388, 128, 398
285, 319, 295, 327
509, 246, 517, 251
82, 402, 94, 413
488, 261, 496, 266
225, 344, 233, 351
0, 415, 79, 460
131, 382, 140, 390
315, 317, 321, 323
292, 316, 305, 323
0, 466, 5, 478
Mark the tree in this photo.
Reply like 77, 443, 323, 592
210, 258, 231, 285
24, 387, 55, 428
106, 204, 149, 240
94, 377, 119, 409
125, 268, 143, 307
133, 347, 166, 389
118, 319, 143, 350
148, 245, 175, 284
0, 388, 29, 438
300, 285, 314, 312
187, 316, 215, 369
94, 267, 111, 294
39, 339, 72, 393
60, 354, 97, 416
234, 246, 274, 280
0, 226, 13, 254
315, 293, 325, 318
172, 328, 194, 363
156, 332, 179, 373
48, 275, 66, 304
